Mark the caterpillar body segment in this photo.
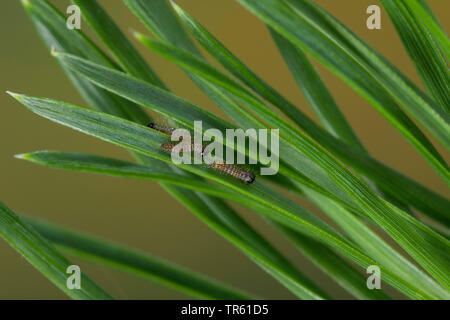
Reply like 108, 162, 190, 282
160, 142, 177, 153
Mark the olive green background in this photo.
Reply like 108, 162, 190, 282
0, 0, 448, 299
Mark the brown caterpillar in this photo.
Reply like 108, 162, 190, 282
154, 123, 255, 184
160, 142, 205, 156
161, 144, 255, 184
208, 162, 255, 185
147, 123, 176, 136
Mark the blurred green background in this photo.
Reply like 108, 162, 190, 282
0, 0, 448, 299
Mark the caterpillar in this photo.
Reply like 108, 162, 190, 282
147, 123, 176, 136
208, 162, 256, 185
160, 142, 205, 156
154, 123, 256, 184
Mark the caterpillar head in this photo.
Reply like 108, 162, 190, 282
243, 172, 256, 185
